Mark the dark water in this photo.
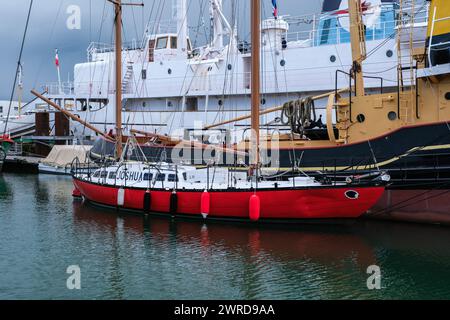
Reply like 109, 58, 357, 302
1, 173, 450, 300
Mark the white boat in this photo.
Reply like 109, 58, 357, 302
38, 145, 92, 175
2, 0, 430, 144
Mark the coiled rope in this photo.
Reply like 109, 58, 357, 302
280, 97, 317, 135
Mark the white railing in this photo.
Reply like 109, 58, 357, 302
42, 82, 75, 95
285, 2, 429, 47
144, 19, 178, 36
44, 80, 136, 96
87, 41, 143, 62
398, 1, 430, 27
428, 11, 450, 66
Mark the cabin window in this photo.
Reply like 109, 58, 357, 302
93, 171, 100, 178
143, 173, 153, 181
182, 172, 187, 180
108, 172, 117, 179
156, 173, 165, 181
148, 39, 155, 62
156, 37, 168, 50
64, 99, 75, 111
76, 99, 88, 112
168, 174, 178, 182
0, 106, 3, 113
170, 37, 177, 49
186, 98, 198, 112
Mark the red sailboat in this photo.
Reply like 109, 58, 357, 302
69, 0, 389, 222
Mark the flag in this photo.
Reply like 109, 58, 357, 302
323, 1, 380, 15
272, 0, 278, 19
55, 49, 60, 68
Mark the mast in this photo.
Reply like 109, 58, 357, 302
114, 0, 123, 159
107, 0, 143, 159
210, 0, 224, 48
3, 0, 33, 136
348, 0, 367, 97
176, 0, 188, 58
251, 0, 261, 167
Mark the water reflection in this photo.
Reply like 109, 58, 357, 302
1, 173, 450, 299
72, 200, 450, 299
0, 175, 12, 201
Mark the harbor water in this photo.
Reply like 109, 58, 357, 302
1, 173, 450, 300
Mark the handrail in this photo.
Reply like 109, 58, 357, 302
204, 88, 350, 130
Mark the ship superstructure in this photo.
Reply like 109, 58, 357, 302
28, 0, 426, 143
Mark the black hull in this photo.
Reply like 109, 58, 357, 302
89, 121, 450, 188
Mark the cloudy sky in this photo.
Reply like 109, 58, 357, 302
0, 0, 322, 100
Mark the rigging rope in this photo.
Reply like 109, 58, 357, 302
3, 0, 33, 136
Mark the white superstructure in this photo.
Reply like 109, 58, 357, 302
2, 0, 430, 144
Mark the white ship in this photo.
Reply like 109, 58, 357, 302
2, 0, 429, 144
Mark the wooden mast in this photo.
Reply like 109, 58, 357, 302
114, 0, 123, 159
348, 0, 367, 97
250, 0, 261, 167
108, 0, 143, 159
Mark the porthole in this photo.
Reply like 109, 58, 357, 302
142, 101, 146, 107
386, 50, 393, 58
280, 59, 286, 67
445, 92, 450, 100
168, 68, 172, 74
261, 98, 266, 105
218, 99, 223, 106
345, 190, 359, 200
356, 114, 365, 123
388, 111, 397, 121
330, 55, 336, 63
227, 64, 232, 70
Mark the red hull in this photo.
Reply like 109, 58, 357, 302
73, 178, 385, 221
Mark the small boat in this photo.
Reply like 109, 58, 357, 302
38, 145, 92, 175
0, 134, 14, 172
72, 162, 390, 221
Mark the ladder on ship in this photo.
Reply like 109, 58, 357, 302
122, 62, 134, 94
396, 0, 422, 123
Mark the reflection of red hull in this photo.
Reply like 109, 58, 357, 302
73, 178, 385, 220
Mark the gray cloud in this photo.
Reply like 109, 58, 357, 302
0, 0, 322, 100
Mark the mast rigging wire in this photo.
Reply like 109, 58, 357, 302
3, 0, 33, 136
